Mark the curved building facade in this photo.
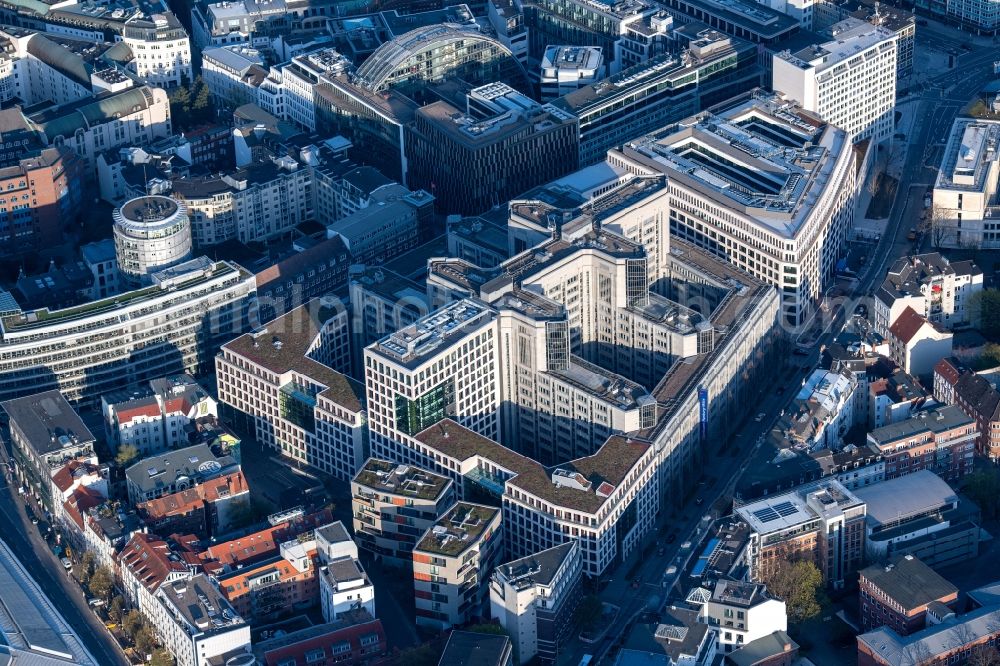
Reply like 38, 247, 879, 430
353, 24, 530, 95
113, 195, 194, 287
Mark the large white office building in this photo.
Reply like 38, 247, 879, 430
612, 92, 855, 327
773, 18, 897, 145
931, 118, 1000, 249
0, 257, 255, 404
216, 301, 367, 481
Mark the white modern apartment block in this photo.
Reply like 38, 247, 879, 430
773, 18, 897, 144
279, 49, 351, 132
539, 46, 605, 101
315, 521, 376, 623
121, 13, 193, 88
151, 575, 252, 666
697, 580, 788, 656
932, 118, 1000, 250
216, 300, 367, 481
0, 257, 255, 404
612, 92, 855, 327
490, 541, 583, 665
873, 253, 984, 336
201, 45, 265, 108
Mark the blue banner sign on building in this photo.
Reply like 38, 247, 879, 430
698, 386, 708, 442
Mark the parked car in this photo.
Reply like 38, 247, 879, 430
61, 558, 72, 571
87, 598, 104, 608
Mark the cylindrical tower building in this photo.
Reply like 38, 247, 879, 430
113, 195, 193, 288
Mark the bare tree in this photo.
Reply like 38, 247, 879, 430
969, 644, 1000, 666
929, 205, 951, 249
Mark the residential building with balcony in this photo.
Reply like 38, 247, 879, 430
412, 502, 502, 630
119, 532, 193, 622
874, 253, 983, 336
700, 581, 787, 656
102, 374, 217, 458
866, 405, 976, 482
137, 471, 250, 539
319, 553, 374, 624
150, 575, 251, 666
351, 458, 455, 565
214, 533, 321, 623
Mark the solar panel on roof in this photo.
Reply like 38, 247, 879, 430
774, 501, 798, 517
753, 507, 780, 523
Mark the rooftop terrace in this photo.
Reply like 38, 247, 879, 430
1, 260, 248, 334
353, 458, 451, 500
415, 502, 498, 557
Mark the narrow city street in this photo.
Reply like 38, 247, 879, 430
0, 473, 127, 665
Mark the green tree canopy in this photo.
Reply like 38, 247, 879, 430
965, 469, 1000, 520
89, 566, 115, 600
115, 444, 140, 467
150, 648, 174, 666
763, 558, 824, 623
133, 626, 155, 656
108, 595, 125, 624
122, 609, 144, 638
